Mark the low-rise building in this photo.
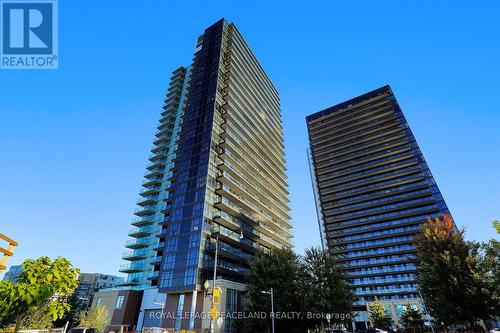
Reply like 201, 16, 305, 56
74, 273, 125, 309
91, 289, 143, 332
2, 264, 22, 282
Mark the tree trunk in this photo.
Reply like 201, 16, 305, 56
14, 314, 22, 333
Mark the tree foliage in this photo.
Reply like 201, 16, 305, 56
492, 220, 500, 234
400, 304, 424, 332
477, 221, 500, 315
53, 293, 88, 328
300, 247, 352, 328
368, 298, 393, 330
414, 215, 497, 326
243, 248, 303, 332
0, 256, 79, 331
78, 305, 110, 332
242, 247, 352, 333
17, 307, 53, 330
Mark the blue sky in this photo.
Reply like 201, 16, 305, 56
1, 0, 499, 277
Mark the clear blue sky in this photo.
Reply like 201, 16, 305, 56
1, 0, 499, 278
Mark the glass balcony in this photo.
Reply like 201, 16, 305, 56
354, 286, 418, 296
139, 186, 161, 196
351, 275, 415, 286
119, 262, 145, 273
148, 151, 167, 161
122, 249, 149, 260
153, 133, 171, 145
125, 238, 151, 249
150, 256, 162, 265
128, 226, 157, 238
342, 254, 416, 268
146, 160, 165, 171
346, 264, 416, 277
216, 184, 290, 236
136, 195, 158, 206
141, 177, 162, 187
339, 245, 416, 259
327, 189, 432, 217
131, 215, 156, 227
155, 126, 174, 137
331, 235, 415, 252
331, 225, 421, 243
134, 205, 156, 216
154, 241, 165, 250
147, 271, 160, 279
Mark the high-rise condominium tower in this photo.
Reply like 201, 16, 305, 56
115, 19, 291, 332
307, 85, 454, 328
119, 66, 189, 289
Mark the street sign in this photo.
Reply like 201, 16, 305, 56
213, 287, 222, 305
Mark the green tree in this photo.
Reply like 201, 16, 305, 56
492, 220, 500, 234
414, 215, 497, 326
400, 304, 424, 333
477, 221, 500, 316
301, 247, 353, 329
53, 293, 88, 328
243, 248, 304, 333
17, 307, 53, 330
0, 256, 79, 331
368, 298, 393, 330
242, 247, 354, 333
78, 305, 110, 332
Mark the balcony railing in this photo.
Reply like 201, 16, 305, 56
150, 256, 162, 264
136, 195, 158, 206
139, 186, 161, 196
134, 205, 156, 216
122, 249, 149, 260
128, 226, 157, 237
125, 238, 151, 249
131, 216, 156, 227
119, 262, 146, 273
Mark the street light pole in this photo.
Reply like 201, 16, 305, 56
261, 288, 275, 333
402, 255, 435, 333
270, 288, 275, 333
418, 289, 435, 333
209, 235, 219, 333
153, 301, 165, 327
208, 227, 243, 333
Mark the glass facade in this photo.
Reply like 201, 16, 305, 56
119, 65, 190, 289
118, 19, 291, 330
224, 289, 241, 333
154, 19, 291, 297
306, 85, 455, 321
158, 19, 223, 292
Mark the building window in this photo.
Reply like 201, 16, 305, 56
184, 268, 197, 285
175, 294, 185, 330
115, 295, 125, 309
225, 289, 240, 333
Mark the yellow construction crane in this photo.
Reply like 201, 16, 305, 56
0, 233, 18, 272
